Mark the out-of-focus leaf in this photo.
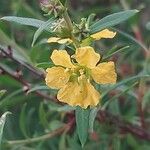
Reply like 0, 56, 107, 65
0, 32, 31, 63
90, 10, 139, 33
36, 62, 54, 69
112, 135, 121, 150
39, 103, 49, 128
103, 46, 130, 61
89, 107, 99, 133
0, 89, 23, 109
27, 86, 49, 94
1, 16, 45, 28
49, 120, 64, 131
75, 107, 90, 147
0, 112, 11, 146
108, 99, 120, 115
59, 132, 67, 150
0, 90, 7, 99
142, 91, 150, 109
146, 22, 150, 30
113, 28, 148, 52
102, 74, 150, 98
19, 103, 29, 138
32, 18, 54, 46
48, 103, 75, 112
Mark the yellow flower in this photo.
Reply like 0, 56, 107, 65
47, 29, 116, 44
45, 46, 117, 109
47, 37, 73, 44
90, 29, 116, 40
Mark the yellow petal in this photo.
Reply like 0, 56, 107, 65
45, 67, 70, 89
91, 61, 117, 84
51, 50, 74, 68
47, 37, 72, 44
57, 81, 100, 109
91, 29, 116, 40
57, 38, 72, 44
75, 46, 100, 68
47, 37, 60, 43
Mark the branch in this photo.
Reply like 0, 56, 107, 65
98, 110, 150, 141
0, 46, 44, 78
0, 65, 56, 102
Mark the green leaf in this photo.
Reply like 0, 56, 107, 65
1, 16, 45, 28
113, 28, 148, 52
102, 46, 130, 61
112, 134, 121, 150
89, 107, 99, 133
0, 90, 7, 99
36, 62, 54, 69
27, 85, 49, 94
48, 103, 75, 112
90, 10, 139, 33
0, 89, 23, 109
0, 112, 11, 146
32, 18, 54, 46
146, 22, 150, 30
75, 107, 90, 147
102, 74, 150, 99
19, 103, 29, 138
39, 103, 49, 128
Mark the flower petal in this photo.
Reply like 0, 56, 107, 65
91, 29, 116, 40
45, 67, 70, 89
91, 61, 117, 84
51, 50, 74, 68
57, 81, 100, 109
47, 37, 60, 43
57, 38, 72, 44
47, 37, 72, 44
75, 46, 100, 68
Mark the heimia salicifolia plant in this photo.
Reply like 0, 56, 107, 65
1, 0, 138, 146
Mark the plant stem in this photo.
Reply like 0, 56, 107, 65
7, 125, 67, 145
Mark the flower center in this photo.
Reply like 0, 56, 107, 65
66, 66, 91, 83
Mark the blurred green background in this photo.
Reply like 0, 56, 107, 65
0, 0, 150, 149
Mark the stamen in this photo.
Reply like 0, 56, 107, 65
64, 68, 70, 73
79, 69, 84, 75
71, 55, 75, 58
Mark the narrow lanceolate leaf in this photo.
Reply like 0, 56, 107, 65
32, 18, 54, 46
27, 85, 49, 94
36, 62, 54, 69
19, 104, 29, 138
39, 103, 49, 128
75, 107, 90, 147
113, 28, 148, 52
102, 74, 150, 99
89, 107, 99, 133
0, 112, 11, 146
90, 10, 139, 33
1, 16, 45, 28
103, 46, 130, 61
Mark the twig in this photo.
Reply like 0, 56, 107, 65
0, 65, 56, 102
98, 110, 150, 141
0, 46, 44, 78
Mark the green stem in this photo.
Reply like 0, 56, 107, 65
7, 125, 67, 145
58, 0, 80, 48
